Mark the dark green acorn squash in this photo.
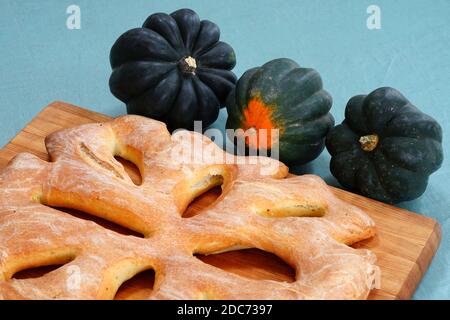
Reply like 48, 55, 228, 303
326, 87, 443, 204
109, 8, 237, 131
226, 58, 334, 165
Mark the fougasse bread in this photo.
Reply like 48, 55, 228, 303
0, 115, 378, 299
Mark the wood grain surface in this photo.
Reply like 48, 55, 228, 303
0, 102, 441, 300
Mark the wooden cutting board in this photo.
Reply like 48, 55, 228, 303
0, 102, 441, 300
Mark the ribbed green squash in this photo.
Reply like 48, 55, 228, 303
109, 8, 237, 131
326, 87, 443, 204
225, 58, 334, 165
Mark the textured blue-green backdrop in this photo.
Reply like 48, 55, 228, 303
1, 0, 449, 299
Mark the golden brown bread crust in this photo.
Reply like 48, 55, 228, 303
0, 115, 378, 299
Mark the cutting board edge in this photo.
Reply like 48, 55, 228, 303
397, 221, 441, 299
48, 100, 109, 117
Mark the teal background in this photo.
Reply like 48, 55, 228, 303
0, 0, 449, 299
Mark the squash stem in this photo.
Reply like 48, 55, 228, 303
179, 56, 197, 74
359, 134, 379, 152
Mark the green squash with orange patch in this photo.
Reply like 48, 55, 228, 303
226, 58, 334, 165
